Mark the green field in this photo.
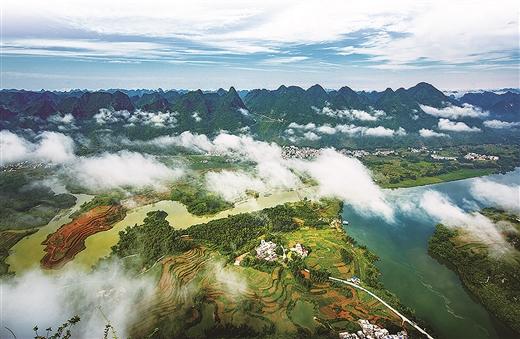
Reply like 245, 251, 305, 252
364, 143, 520, 189
110, 199, 424, 338
383, 168, 495, 188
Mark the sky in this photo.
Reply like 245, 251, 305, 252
1, 0, 519, 91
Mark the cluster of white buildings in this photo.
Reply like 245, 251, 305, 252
281, 145, 401, 160
339, 320, 407, 339
372, 149, 397, 156
255, 240, 278, 262
464, 153, 499, 161
409, 146, 428, 153
430, 154, 457, 161
289, 243, 308, 258
339, 149, 370, 158
281, 145, 403, 160
281, 145, 321, 159
0, 160, 50, 172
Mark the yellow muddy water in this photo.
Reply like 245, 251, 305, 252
6, 194, 94, 273
7, 188, 313, 273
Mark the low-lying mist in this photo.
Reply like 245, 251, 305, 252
1, 260, 155, 338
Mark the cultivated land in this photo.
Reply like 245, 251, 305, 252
110, 199, 427, 338
41, 204, 126, 269
428, 209, 520, 334
1, 144, 517, 274
361, 144, 519, 188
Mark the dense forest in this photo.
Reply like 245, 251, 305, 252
170, 181, 232, 216
428, 222, 520, 334
111, 210, 192, 268
0, 169, 76, 231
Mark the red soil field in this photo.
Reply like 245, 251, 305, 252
41, 204, 125, 269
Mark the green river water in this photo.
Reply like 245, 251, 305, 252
6, 170, 519, 339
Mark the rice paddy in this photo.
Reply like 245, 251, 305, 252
131, 225, 404, 337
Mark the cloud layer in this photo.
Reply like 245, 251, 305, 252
421, 104, 488, 119
419, 128, 448, 138
419, 190, 506, 248
71, 151, 183, 191
94, 109, 178, 127
483, 120, 520, 129
1, 262, 154, 339
150, 131, 395, 220
313, 105, 386, 121
286, 122, 406, 140
438, 119, 481, 132
1, 130, 184, 191
470, 179, 520, 214
0, 130, 75, 165
5, 0, 518, 73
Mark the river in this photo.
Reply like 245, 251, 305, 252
6, 170, 519, 338
7, 188, 312, 273
343, 168, 520, 339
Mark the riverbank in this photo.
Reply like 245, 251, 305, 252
5, 194, 94, 273
428, 215, 520, 335
382, 168, 496, 189
344, 169, 520, 339
5, 188, 315, 273
114, 199, 425, 337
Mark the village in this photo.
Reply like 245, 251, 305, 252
339, 319, 408, 339
280, 145, 500, 162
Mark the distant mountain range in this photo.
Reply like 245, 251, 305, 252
1, 82, 519, 146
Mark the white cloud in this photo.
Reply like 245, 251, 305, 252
263, 56, 308, 64
483, 119, 520, 129
288, 122, 316, 130
287, 123, 405, 138
1, 262, 154, 339
144, 131, 214, 152
5, 0, 517, 70
336, 124, 406, 137
315, 124, 337, 135
257, 161, 300, 189
438, 118, 481, 132
49, 113, 75, 125
191, 112, 202, 122
94, 109, 131, 124
0, 130, 75, 165
95, 109, 178, 127
0, 130, 33, 165
419, 128, 448, 138
205, 170, 267, 201
294, 149, 394, 221
470, 179, 520, 214
163, 132, 391, 220
238, 108, 250, 116
420, 104, 489, 119
34, 131, 76, 163
0, 130, 185, 191
303, 131, 321, 140
420, 190, 506, 247
314, 105, 386, 121
71, 151, 183, 191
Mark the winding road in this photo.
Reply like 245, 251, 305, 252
329, 276, 434, 339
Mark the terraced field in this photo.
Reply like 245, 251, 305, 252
131, 226, 403, 337
41, 204, 126, 269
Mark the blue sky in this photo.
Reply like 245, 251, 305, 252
2, 0, 519, 90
